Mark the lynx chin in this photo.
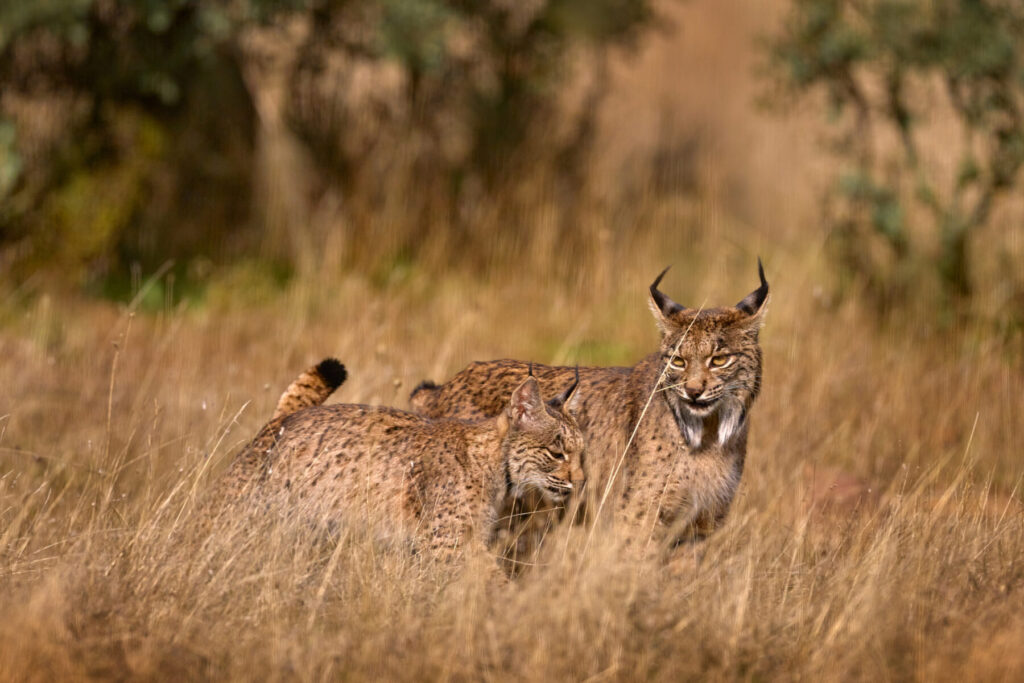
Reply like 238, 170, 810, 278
410, 261, 769, 551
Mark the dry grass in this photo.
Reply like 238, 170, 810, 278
3, 2, 1023, 679
1, 236, 1022, 681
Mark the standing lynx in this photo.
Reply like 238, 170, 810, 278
410, 262, 769, 549
218, 359, 585, 563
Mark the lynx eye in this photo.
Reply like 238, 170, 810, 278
709, 355, 731, 368
670, 356, 686, 369
547, 449, 566, 461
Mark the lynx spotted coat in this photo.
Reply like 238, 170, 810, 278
411, 263, 769, 548
219, 359, 585, 563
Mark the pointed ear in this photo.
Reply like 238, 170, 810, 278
564, 377, 583, 416
648, 266, 686, 334
508, 377, 546, 428
735, 258, 769, 323
549, 367, 582, 416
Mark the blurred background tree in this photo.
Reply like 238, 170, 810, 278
0, 0, 261, 292
768, 0, 1024, 316
0, 0, 657, 293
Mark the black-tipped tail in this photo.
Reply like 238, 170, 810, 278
316, 358, 348, 391
271, 358, 347, 421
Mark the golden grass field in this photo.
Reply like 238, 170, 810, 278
2, 2, 1024, 680
2, 232, 1022, 681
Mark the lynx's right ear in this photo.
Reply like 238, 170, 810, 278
648, 266, 687, 334
549, 366, 582, 416
508, 376, 546, 429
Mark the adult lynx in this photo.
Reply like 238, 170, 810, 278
219, 360, 586, 563
411, 262, 769, 548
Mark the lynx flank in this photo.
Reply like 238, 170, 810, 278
219, 360, 585, 563
411, 262, 769, 549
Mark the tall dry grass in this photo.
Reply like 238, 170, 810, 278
1, 232, 1022, 680
3, 1, 1023, 679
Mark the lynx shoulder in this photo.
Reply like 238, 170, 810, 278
410, 261, 769, 549
219, 363, 585, 563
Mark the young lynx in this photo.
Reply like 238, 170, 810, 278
220, 359, 585, 564
411, 262, 769, 550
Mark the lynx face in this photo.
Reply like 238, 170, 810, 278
502, 376, 585, 504
649, 261, 769, 447
659, 311, 761, 416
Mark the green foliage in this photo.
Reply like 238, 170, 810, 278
0, 0, 261, 287
0, 0, 660, 294
374, 0, 453, 73
0, 0, 239, 104
769, 0, 1024, 313
286, 0, 655, 198
0, 118, 20, 199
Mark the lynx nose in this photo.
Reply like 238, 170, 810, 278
684, 384, 704, 401
570, 463, 586, 488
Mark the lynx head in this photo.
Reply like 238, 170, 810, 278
499, 373, 585, 505
647, 260, 769, 447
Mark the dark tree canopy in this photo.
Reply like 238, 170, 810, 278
0, 0, 659, 287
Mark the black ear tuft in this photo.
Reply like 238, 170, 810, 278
315, 358, 348, 391
651, 265, 670, 291
549, 366, 580, 409
735, 257, 769, 316
650, 266, 687, 317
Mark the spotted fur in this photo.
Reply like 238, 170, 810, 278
219, 366, 585, 564
410, 262, 769, 549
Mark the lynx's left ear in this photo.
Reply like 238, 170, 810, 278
735, 258, 770, 327
648, 266, 687, 334
509, 376, 548, 429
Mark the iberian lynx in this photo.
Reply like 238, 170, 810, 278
411, 262, 769, 550
219, 360, 586, 564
